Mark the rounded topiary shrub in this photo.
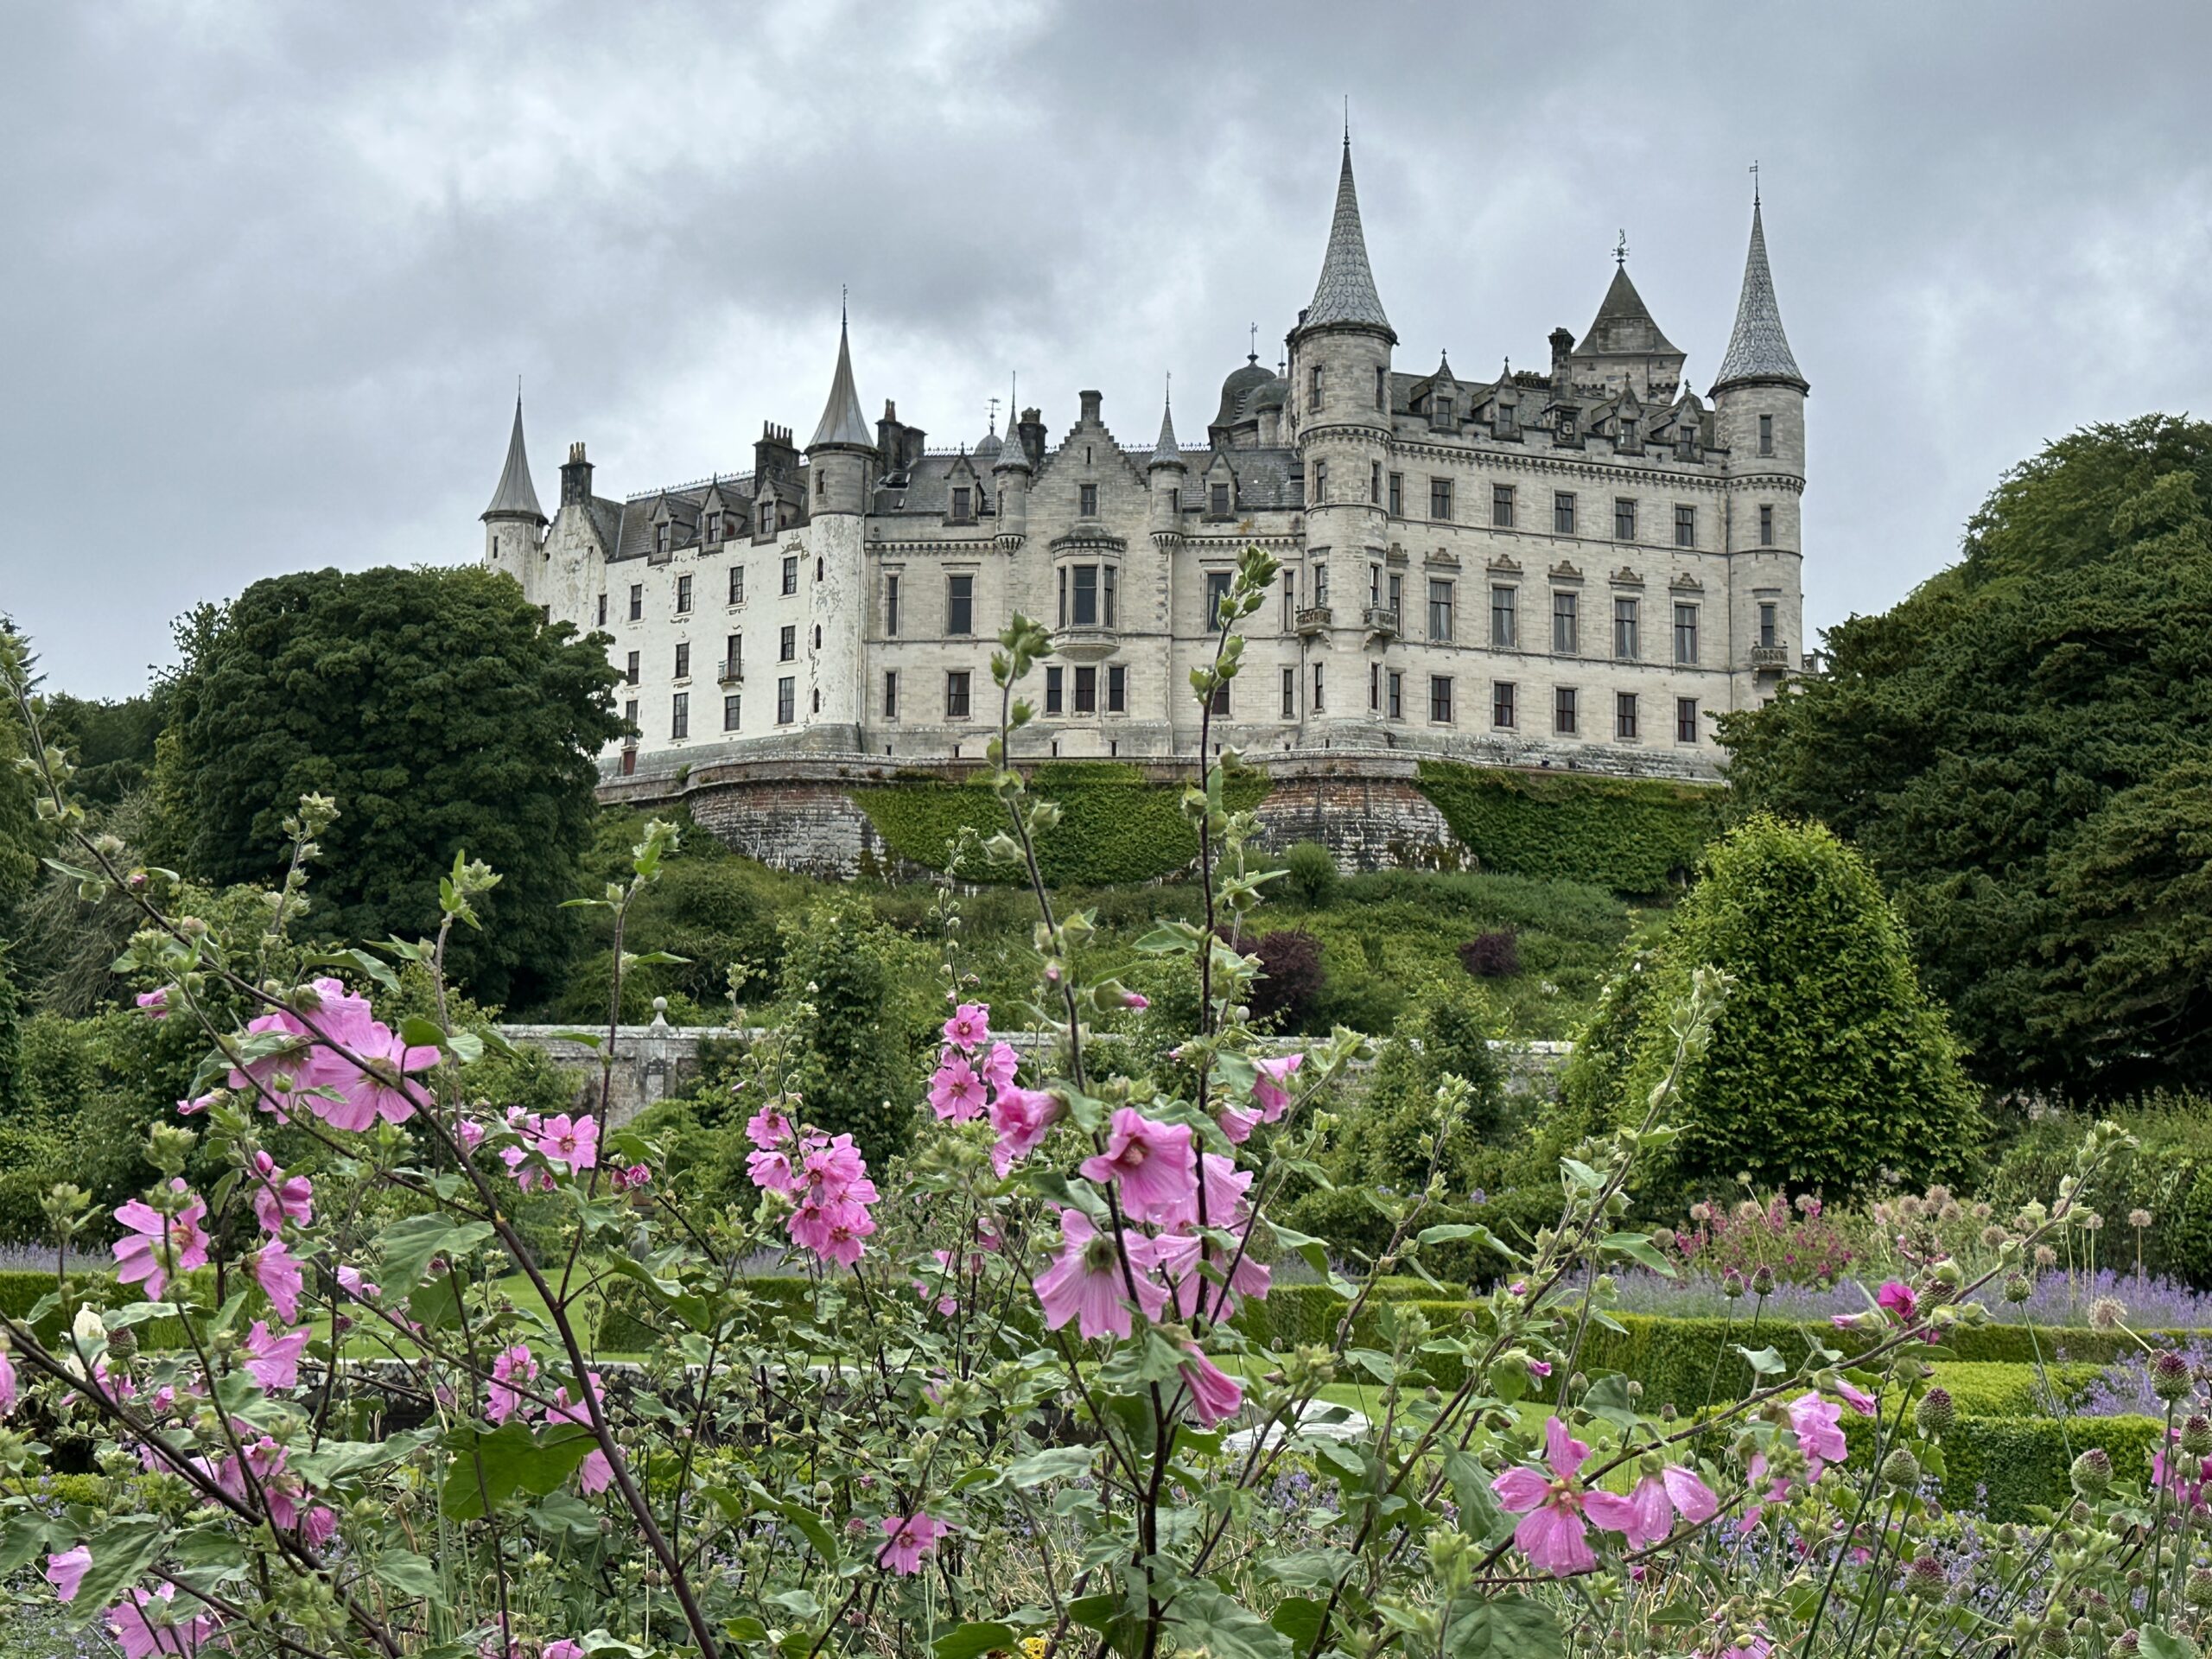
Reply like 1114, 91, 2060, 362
1457, 929, 1521, 978
1278, 840, 1342, 908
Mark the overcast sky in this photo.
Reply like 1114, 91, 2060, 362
6, 2, 2210, 700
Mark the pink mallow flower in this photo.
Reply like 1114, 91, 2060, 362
45, 1547, 91, 1602
1122, 991, 1150, 1010
878, 1512, 944, 1576
1077, 1109, 1197, 1224
988, 1085, 1060, 1176
1788, 1392, 1850, 1477
248, 1239, 303, 1323
135, 988, 168, 1020
1033, 1208, 1166, 1340
248, 1151, 313, 1235
1179, 1346, 1244, 1427
105, 1585, 217, 1658
1622, 1464, 1719, 1548
550, 1378, 613, 1495
487, 1344, 538, 1424
979, 1040, 1020, 1092
746, 1104, 793, 1149
0, 1351, 16, 1417
927, 1056, 988, 1122
112, 1183, 210, 1300
315, 1021, 440, 1131
543, 1643, 587, 1659
747, 1147, 796, 1192
534, 1113, 599, 1173
1251, 1052, 1303, 1121
941, 1002, 991, 1052
242, 1320, 311, 1390
1491, 1416, 1641, 1577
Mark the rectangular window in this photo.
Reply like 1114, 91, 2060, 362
655, 524, 671, 556
1211, 678, 1231, 718
945, 671, 971, 719
1370, 660, 1381, 712
722, 693, 741, 731
1312, 663, 1324, 714
1427, 578, 1455, 642
948, 573, 975, 635
1387, 670, 1403, 720
1282, 570, 1296, 631
626, 651, 640, 685
1554, 686, 1578, 735
1673, 602, 1699, 665
950, 486, 971, 520
1492, 483, 1515, 527
1206, 570, 1233, 631
1759, 505, 1776, 546
1615, 691, 1639, 741
628, 584, 643, 621
1044, 665, 1064, 715
1103, 565, 1117, 626
1388, 571, 1402, 613
671, 692, 689, 739
1370, 461, 1382, 504
1675, 504, 1696, 548
1614, 498, 1637, 542
883, 671, 898, 720
1079, 482, 1098, 517
1309, 363, 1324, 406
1758, 413, 1775, 456
1108, 664, 1127, 712
1210, 481, 1230, 516
674, 641, 690, 679
1057, 566, 1066, 627
1375, 364, 1387, 410
596, 593, 607, 626
1388, 472, 1404, 516
777, 676, 795, 724
1429, 675, 1453, 724
1492, 680, 1516, 728
779, 625, 795, 662
1759, 601, 1779, 649
1553, 492, 1576, 536
1072, 564, 1099, 626
1676, 697, 1700, 744
1311, 460, 1327, 504
1429, 477, 1453, 521
1491, 586, 1516, 648
676, 573, 693, 613
623, 697, 637, 734
885, 574, 900, 636
1074, 665, 1097, 714
1614, 597, 1640, 661
781, 556, 798, 595
1281, 665, 1296, 720
1551, 590, 1579, 654
728, 565, 746, 605
1313, 564, 1329, 606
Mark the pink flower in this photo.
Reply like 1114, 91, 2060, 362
135, 988, 168, 1020
248, 1152, 313, 1235
979, 1040, 1020, 1092
1876, 1281, 1919, 1323
0, 1351, 16, 1417
1621, 1465, 1719, 1548
747, 1147, 796, 1192
1179, 1346, 1244, 1427
45, 1546, 91, 1602
300, 1506, 338, 1548
1836, 1381, 1878, 1418
487, 1344, 537, 1424
785, 1132, 880, 1266
112, 1183, 210, 1300
544, 1643, 587, 1659
315, 1021, 439, 1131
534, 1113, 600, 1173
878, 1512, 943, 1575
248, 1239, 303, 1323
1491, 1416, 1641, 1577
1034, 1208, 1167, 1340
1077, 1109, 1197, 1224
1160, 1151, 1254, 1231
550, 1380, 613, 1495
335, 1265, 379, 1301
942, 1002, 991, 1052
987, 1085, 1060, 1176
1217, 1103, 1261, 1145
105, 1585, 217, 1657
227, 1009, 315, 1115
1252, 1052, 1303, 1121
1122, 991, 1150, 1010
610, 1162, 652, 1192
1788, 1392, 1850, 1477
242, 1320, 310, 1390
455, 1116, 487, 1152
746, 1105, 792, 1149
927, 1057, 988, 1122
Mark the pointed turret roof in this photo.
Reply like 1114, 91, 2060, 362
808, 312, 874, 449
1300, 140, 1394, 339
1580, 264, 1679, 357
1713, 198, 1806, 391
482, 397, 546, 523
1149, 387, 1185, 469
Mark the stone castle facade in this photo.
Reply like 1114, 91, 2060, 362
481, 143, 1808, 796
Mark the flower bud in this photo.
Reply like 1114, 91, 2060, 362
1722, 1268, 1745, 1300
2005, 1273, 2034, 1304
1880, 1448, 1923, 1491
2070, 1447, 2114, 1499
1917, 1385, 1955, 1437
2183, 1415, 2212, 1457
2154, 1351, 2195, 1402
2037, 1622, 2073, 1656
2188, 1567, 2212, 1610
1751, 1266, 1776, 1298
1905, 1554, 1948, 1599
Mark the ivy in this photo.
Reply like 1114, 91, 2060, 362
1411, 762, 1721, 894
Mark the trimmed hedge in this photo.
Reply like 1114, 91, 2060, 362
1412, 763, 1721, 895
855, 763, 1269, 887
0, 1268, 189, 1350
1840, 1411, 2165, 1523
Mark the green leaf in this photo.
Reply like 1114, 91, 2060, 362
1441, 1593, 1564, 1658
372, 1549, 442, 1598
1002, 1446, 1095, 1488
1268, 1598, 1327, 1649
1734, 1344, 1786, 1377
1166, 1583, 1292, 1659
1599, 1232, 1677, 1276
2140, 1632, 2196, 1659
67, 1515, 168, 1611
397, 1016, 448, 1051
933, 1624, 1020, 1659
376, 1214, 494, 1293
1266, 1221, 1333, 1276
440, 1422, 600, 1520
0, 1513, 62, 1573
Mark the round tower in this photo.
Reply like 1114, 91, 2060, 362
480, 395, 548, 601
1147, 385, 1187, 545
802, 311, 876, 746
1708, 193, 1808, 702
993, 408, 1033, 550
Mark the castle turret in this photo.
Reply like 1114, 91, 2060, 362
1147, 384, 1186, 545
481, 395, 547, 597
801, 309, 875, 747
805, 309, 876, 517
1709, 190, 1808, 696
992, 401, 1034, 550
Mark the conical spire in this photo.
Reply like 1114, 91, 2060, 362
1713, 199, 1806, 391
1149, 381, 1185, 469
1300, 139, 1394, 339
481, 396, 546, 523
808, 308, 874, 449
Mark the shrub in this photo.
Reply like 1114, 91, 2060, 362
1279, 840, 1340, 908
1413, 761, 1721, 893
1248, 929, 1326, 1026
1985, 1096, 2212, 1287
1457, 929, 1520, 978
772, 899, 937, 1165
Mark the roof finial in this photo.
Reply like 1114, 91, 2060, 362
1343, 95, 1350, 147
1750, 159, 1760, 207
1165, 369, 1173, 410
1615, 229, 1629, 268
986, 394, 1001, 436
841, 284, 848, 327
1248, 321, 1258, 363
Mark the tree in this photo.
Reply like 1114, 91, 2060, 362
0, 624, 41, 921
1720, 415, 2212, 1097
1583, 815, 1981, 1203
773, 899, 937, 1166
162, 567, 623, 1005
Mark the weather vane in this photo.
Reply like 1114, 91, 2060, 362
1615, 230, 1629, 267
986, 395, 1001, 435
1750, 159, 1759, 205
1248, 321, 1258, 361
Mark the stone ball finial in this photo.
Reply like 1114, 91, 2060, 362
651, 995, 669, 1027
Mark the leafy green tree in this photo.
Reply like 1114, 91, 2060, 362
34, 689, 168, 812
773, 899, 937, 1165
1586, 816, 1981, 1203
162, 567, 623, 1005
0, 626, 40, 920
1720, 415, 2212, 1096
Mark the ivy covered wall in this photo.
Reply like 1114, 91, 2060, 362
1412, 762, 1722, 894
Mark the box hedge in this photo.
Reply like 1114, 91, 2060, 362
0, 1267, 188, 1351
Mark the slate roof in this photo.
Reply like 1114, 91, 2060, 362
1211, 358, 1277, 429
1713, 199, 1806, 391
1149, 396, 1184, 467
1580, 265, 1680, 357
1300, 142, 1394, 338
482, 397, 546, 522
809, 317, 874, 449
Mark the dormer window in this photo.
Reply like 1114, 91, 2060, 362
654, 523, 671, 556
951, 486, 972, 521
705, 511, 723, 544
1210, 481, 1230, 517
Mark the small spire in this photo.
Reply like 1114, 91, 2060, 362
1712, 191, 1806, 392
995, 372, 1032, 472
1298, 137, 1394, 340
482, 393, 546, 524
809, 308, 873, 449
1149, 375, 1184, 470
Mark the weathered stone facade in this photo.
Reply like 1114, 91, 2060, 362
482, 144, 1807, 827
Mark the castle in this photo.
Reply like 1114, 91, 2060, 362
481, 140, 1806, 847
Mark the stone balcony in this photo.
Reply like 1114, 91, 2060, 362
1361, 605, 1400, 638
718, 659, 744, 685
1749, 644, 1790, 671
1294, 605, 1332, 637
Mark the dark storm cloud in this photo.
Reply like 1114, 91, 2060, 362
5, 1, 2209, 697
